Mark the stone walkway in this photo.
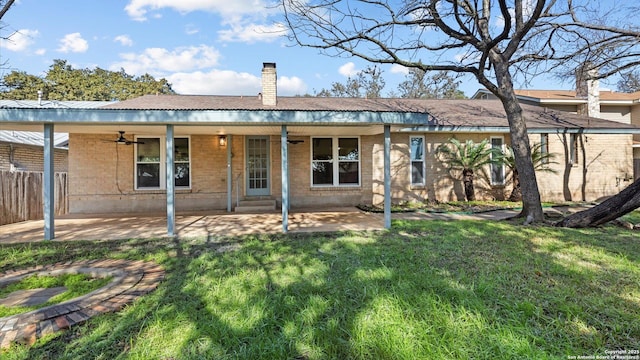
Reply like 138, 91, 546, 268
0, 259, 164, 349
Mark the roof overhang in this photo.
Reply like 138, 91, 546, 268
399, 125, 640, 134
0, 108, 428, 126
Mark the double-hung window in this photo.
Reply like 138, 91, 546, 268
490, 137, 505, 185
135, 136, 190, 190
410, 136, 426, 186
311, 137, 360, 186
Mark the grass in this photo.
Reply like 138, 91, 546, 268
0, 218, 639, 359
0, 274, 112, 317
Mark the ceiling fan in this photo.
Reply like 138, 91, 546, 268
112, 131, 144, 145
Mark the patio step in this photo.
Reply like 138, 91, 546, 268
235, 199, 277, 213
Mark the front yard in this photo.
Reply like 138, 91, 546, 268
1, 218, 639, 359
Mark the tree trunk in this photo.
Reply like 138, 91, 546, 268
463, 168, 475, 201
508, 169, 522, 202
556, 178, 640, 228
490, 61, 544, 223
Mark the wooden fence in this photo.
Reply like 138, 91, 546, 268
0, 171, 68, 226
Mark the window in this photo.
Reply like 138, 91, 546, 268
490, 137, 505, 185
312, 137, 360, 186
135, 136, 190, 190
540, 134, 549, 164
569, 134, 579, 165
410, 136, 425, 186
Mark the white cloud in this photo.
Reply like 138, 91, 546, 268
125, 0, 273, 21
114, 35, 134, 47
0, 29, 39, 52
277, 76, 307, 95
218, 22, 287, 43
110, 45, 221, 74
390, 64, 409, 75
167, 70, 260, 95
167, 70, 307, 96
339, 62, 358, 77
35, 48, 46, 55
185, 24, 200, 35
57, 33, 89, 53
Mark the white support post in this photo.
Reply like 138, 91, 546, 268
44, 124, 55, 240
227, 135, 233, 212
384, 125, 391, 229
166, 125, 175, 237
281, 126, 289, 233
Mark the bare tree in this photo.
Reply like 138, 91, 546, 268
0, 0, 15, 21
316, 65, 386, 97
0, 0, 17, 71
397, 69, 466, 99
281, 0, 640, 225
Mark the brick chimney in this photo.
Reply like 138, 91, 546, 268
575, 64, 600, 118
261, 62, 277, 106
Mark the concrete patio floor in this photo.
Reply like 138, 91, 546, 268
0, 207, 387, 244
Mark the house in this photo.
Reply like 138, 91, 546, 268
0, 130, 69, 172
0, 101, 112, 172
473, 74, 640, 180
1, 63, 639, 240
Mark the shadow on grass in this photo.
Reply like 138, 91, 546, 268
0, 221, 638, 359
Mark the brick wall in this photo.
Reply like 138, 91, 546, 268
68, 133, 228, 213
67, 132, 634, 214
535, 133, 634, 202
0, 143, 68, 172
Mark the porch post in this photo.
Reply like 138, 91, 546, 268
384, 125, 391, 229
166, 125, 175, 237
227, 135, 233, 212
281, 125, 289, 233
43, 123, 55, 240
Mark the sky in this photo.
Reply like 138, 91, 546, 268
0, 0, 598, 99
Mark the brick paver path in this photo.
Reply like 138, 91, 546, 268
0, 259, 164, 349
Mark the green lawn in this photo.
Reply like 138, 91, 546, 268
0, 273, 112, 317
1, 219, 638, 359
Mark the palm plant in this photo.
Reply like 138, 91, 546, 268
436, 138, 503, 201
503, 142, 558, 201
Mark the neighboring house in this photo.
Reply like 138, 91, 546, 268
1, 63, 639, 239
0, 100, 113, 172
473, 74, 640, 181
0, 130, 69, 172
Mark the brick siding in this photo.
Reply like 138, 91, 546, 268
0, 143, 68, 172
67, 132, 634, 214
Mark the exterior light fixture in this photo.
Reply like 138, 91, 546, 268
219, 135, 227, 147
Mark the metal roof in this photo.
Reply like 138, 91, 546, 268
0, 130, 69, 148
0, 100, 115, 109
0, 100, 114, 148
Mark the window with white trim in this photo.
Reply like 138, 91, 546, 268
311, 137, 360, 186
490, 137, 505, 185
410, 136, 426, 186
135, 136, 190, 190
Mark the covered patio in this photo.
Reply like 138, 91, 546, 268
0, 207, 385, 244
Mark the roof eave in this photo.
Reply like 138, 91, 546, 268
0, 108, 429, 126
399, 126, 640, 134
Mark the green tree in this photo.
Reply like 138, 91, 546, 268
436, 138, 503, 201
316, 65, 385, 98
397, 69, 466, 99
0, 59, 174, 101
503, 143, 558, 202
